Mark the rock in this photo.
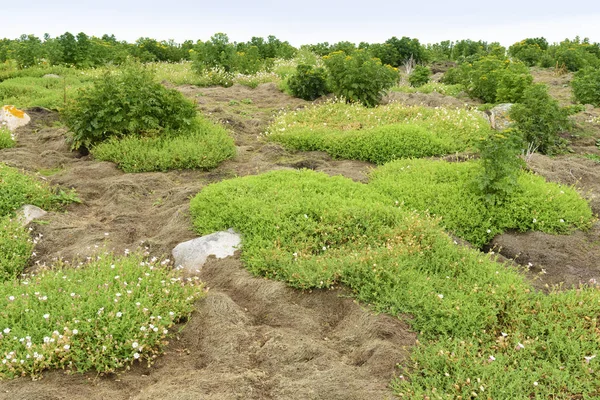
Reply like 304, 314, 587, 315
18, 205, 47, 226
488, 103, 513, 131
0, 105, 31, 132
172, 229, 242, 273
43, 74, 61, 79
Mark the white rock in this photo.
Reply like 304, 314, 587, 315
172, 229, 242, 273
18, 205, 47, 226
0, 105, 31, 132
43, 74, 61, 79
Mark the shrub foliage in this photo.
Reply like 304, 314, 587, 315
63, 62, 197, 150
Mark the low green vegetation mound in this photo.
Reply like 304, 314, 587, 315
92, 117, 236, 173
0, 163, 75, 217
189, 169, 600, 398
267, 101, 490, 163
0, 127, 14, 149
0, 216, 32, 281
0, 164, 78, 280
370, 158, 593, 247
0, 252, 202, 378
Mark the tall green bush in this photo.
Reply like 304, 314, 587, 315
509, 84, 571, 154
571, 67, 600, 106
408, 65, 431, 87
287, 64, 329, 100
63, 62, 197, 150
474, 129, 525, 204
323, 50, 398, 107
464, 56, 533, 103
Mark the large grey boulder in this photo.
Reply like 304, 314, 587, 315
172, 229, 242, 274
488, 103, 513, 131
18, 205, 47, 226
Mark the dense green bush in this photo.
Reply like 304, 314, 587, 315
547, 39, 600, 72
370, 158, 592, 247
509, 84, 572, 154
287, 64, 329, 100
0, 252, 202, 378
408, 65, 431, 87
474, 129, 525, 204
508, 38, 548, 66
465, 56, 533, 103
323, 50, 398, 107
92, 117, 236, 172
63, 63, 197, 150
571, 67, 600, 106
190, 169, 600, 398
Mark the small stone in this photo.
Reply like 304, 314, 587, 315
42, 74, 61, 79
18, 205, 47, 226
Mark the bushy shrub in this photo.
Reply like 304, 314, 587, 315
549, 40, 600, 72
509, 84, 572, 154
464, 56, 533, 103
571, 67, 600, 106
474, 129, 525, 204
408, 65, 431, 87
287, 64, 329, 100
508, 38, 548, 66
191, 33, 238, 73
323, 50, 398, 107
440, 66, 465, 85
92, 117, 236, 172
63, 62, 197, 150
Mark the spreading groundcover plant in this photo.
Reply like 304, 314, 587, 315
190, 169, 599, 398
0, 164, 78, 281
0, 252, 203, 378
266, 100, 490, 163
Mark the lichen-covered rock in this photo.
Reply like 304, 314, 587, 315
488, 103, 513, 131
17, 205, 47, 226
0, 105, 31, 132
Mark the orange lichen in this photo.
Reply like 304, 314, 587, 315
3, 105, 25, 119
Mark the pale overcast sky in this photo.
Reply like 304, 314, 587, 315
1, 1, 599, 46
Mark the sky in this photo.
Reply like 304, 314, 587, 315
1, 1, 599, 46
